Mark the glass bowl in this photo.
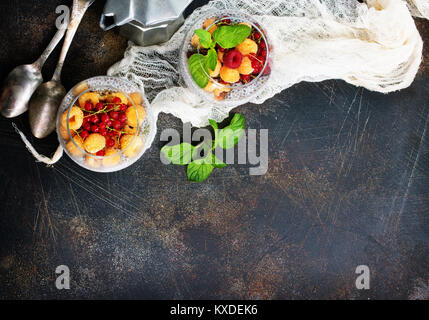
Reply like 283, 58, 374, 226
56, 76, 155, 173
180, 10, 272, 106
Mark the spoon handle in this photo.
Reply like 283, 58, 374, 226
33, 23, 67, 70
52, 0, 95, 81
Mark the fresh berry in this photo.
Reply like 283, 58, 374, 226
110, 111, 119, 120
259, 49, 267, 58
96, 150, 105, 157
90, 114, 100, 124
241, 74, 251, 84
98, 122, 106, 130
112, 97, 122, 104
106, 120, 113, 127
253, 32, 261, 40
112, 120, 122, 130
262, 64, 271, 76
119, 104, 128, 112
251, 60, 262, 72
223, 50, 242, 69
84, 102, 94, 111
259, 41, 266, 49
95, 102, 104, 111
118, 113, 127, 123
82, 122, 91, 131
99, 129, 107, 136
80, 130, 89, 139
101, 114, 110, 123
106, 138, 115, 148
91, 125, 99, 133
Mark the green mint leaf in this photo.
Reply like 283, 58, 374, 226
194, 29, 213, 48
211, 154, 226, 168
188, 54, 210, 88
213, 24, 252, 49
161, 143, 194, 165
209, 119, 219, 148
187, 160, 214, 182
207, 48, 218, 72
218, 113, 246, 149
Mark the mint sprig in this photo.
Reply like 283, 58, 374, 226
213, 25, 251, 49
161, 114, 246, 182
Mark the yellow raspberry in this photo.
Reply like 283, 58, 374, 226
204, 81, 216, 93
218, 50, 224, 63
120, 135, 145, 158
78, 92, 100, 108
102, 148, 121, 167
66, 135, 85, 157
209, 60, 221, 77
84, 133, 106, 154
128, 92, 143, 106
72, 82, 89, 97
111, 92, 128, 106
220, 66, 240, 83
236, 38, 258, 56
61, 106, 84, 131
125, 105, 146, 128
238, 56, 254, 75
58, 124, 76, 141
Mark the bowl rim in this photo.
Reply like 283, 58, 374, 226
196, 15, 270, 90
66, 86, 140, 160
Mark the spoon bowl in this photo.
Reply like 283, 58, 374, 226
0, 64, 42, 118
29, 80, 66, 138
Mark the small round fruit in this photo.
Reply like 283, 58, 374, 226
238, 56, 254, 75
209, 60, 221, 77
101, 114, 110, 123
111, 92, 128, 106
236, 38, 258, 56
241, 74, 251, 84
62, 106, 84, 131
218, 50, 225, 63
84, 102, 94, 111
66, 135, 85, 157
91, 125, 99, 133
102, 148, 121, 167
123, 125, 137, 135
72, 82, 89, 96
112, 97, 122, 104
112, 121, 122, 130
110, 111, 119, 120
120, 135, 145, 158
118, 113, 127, 123
204, 81, 216, 93
95, 102, 104, 111
96, 150, 105, 157
80, 130, 89, 140
106, 138, 116, 148
203, 18, 217, 35
214, 86, 231, 101
223, 50, 242, 69
220, 66, 240, 83
125, 105, 146, 128
58, 125, 75, 141
128, 92, 142, 106
78, 92, 100, 108
85, 154, 101, 169
84, 133, 106, 154
191, 34, 200, 48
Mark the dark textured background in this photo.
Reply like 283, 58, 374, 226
0, 0, 428, 299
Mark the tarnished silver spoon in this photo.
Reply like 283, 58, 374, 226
0, 26, 66, 118
29, 0, 95, 139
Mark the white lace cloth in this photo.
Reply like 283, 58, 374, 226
17, 0, 429, 164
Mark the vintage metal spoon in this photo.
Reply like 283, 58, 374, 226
0, 26, 66, 118
29, 0, 95, 139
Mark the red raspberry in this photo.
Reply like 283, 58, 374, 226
223, 49, 242, 69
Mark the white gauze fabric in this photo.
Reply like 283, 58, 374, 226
108, 0, 423, 134
407, 0, 429, 18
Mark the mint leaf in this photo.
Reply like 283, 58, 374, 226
211, 154, 226, 168
187, 159, 214, 182
209, 119, 218, 146
188, 54, 210, 88
213, 24, 252, 49
194, 29, 212, 48
207, 48, 218, 72
161, 143, 194, 165
218, 114, 245, 149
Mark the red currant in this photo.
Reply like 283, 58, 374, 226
90, 114, 100, 124
253, 32, 261, 40
82, 122, 91, 131
259, 41, 266, 49
106, 120, 113, 127
99, 129, 107, 136
118, 113, 127, 123
112, 97, 122, 104
95, 102, 104, 111
80, 130, 89, 139
110, 111, 119, 120
113, 120, 121, 130
119, 104, 128, 112
84, 102, 94, 111
96, 150, 105, 157
91, 125, 99, 133
98, 122, 106, 130
101, 114, 110, 123
106, 138, 115, 148
241, 74, 251, 83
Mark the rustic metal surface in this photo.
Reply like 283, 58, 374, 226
0, 0, 428, 299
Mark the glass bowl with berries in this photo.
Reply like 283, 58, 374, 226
56, 76, 155, 172
180, 11, 271, 105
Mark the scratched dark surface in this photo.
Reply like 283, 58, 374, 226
0, 0, 428, 300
